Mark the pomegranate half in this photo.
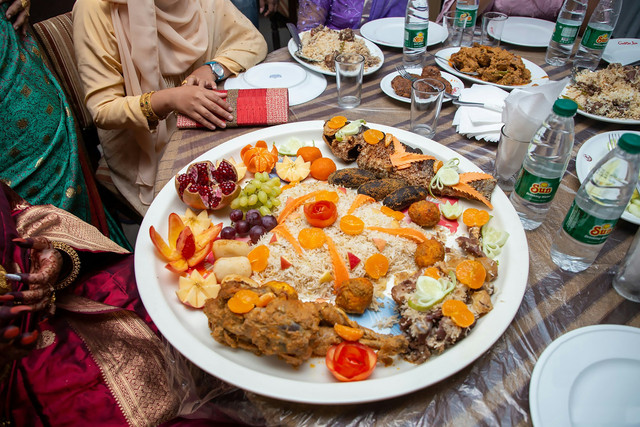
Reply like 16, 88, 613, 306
175, 160, 240, 210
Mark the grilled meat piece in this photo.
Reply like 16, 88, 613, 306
358, 178, 408, 201
328, 168, 377, 189
204, 276, 408, 367
323, 120, 369, 162
383, 185, 429, 211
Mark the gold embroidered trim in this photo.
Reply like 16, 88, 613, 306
51, 242, 81, 291
15, 205, 129, 254
67, 310, 179, 426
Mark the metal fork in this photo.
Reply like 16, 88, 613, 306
607, 132, 621, 151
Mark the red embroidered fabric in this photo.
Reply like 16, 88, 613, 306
176, 88, 289, 128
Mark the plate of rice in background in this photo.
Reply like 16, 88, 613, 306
287, 27, 384, 76
134, 121, 528, 404
562, 64, 640, 125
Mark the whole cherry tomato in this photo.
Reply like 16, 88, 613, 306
303, 200, 338, 228
325, 341, 377, 382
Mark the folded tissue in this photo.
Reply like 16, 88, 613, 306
452, 85, 509, 142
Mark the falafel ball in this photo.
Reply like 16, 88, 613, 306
335, 278, 374, 314
415, 238, 445, 268
408, 200, 441, 227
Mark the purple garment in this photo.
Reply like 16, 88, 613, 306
297, 0, 408, 32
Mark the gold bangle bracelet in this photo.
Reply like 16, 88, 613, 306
52, 242, 80, 291
140, 91, 161, 124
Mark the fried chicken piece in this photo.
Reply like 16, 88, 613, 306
335, 278, 374, 314
203, 277, 407, 367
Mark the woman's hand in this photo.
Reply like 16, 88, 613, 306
2, 0, 30, 37
259, 0, 278, 17
0, 237, 62, 367
182, 65, 218, 89
152, 85, 234, 130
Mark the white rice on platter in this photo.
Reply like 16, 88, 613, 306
253, 181, 451, 303
564, 63, 640, 120
299, 27, 381, 71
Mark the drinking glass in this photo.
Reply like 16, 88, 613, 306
613, 226, 640, 302
410, 78, 445, 138
442, 11, 464, 48
335, 53, 365, 108
493, 125, 530, 192
481, 12, 508, 47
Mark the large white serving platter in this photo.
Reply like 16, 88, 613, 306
575, 130, 640, 225
434, 47, 549, 90
360, 17, 447, 48
134, 121, 529, 404
530, 324, 640, 427
499, 17, 555, 48
287, 32, 384, 76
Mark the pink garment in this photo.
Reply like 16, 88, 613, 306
437, 0, 563, 23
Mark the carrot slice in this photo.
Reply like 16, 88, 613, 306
363, 129, 384, 145
455, 259, 486, 289
462, 208, 491, 227
247, 245, 270, 272
340, 215, 365, 235
315, 190, 340, 204
227, 289, 260, 314
389, 136, 436, 170
441, 299, 475, 328
365, 226, 427, 243
298, 227, 327, 250
334, 324, 364, 341
450, 182, 494, 210
424, 266, 441, 279
325, 235, 350, 289
364, 253, 389, 279
272, 224, 303, 255
380, 206, 405, 220
277, 190, 322, 223
346, 193, 375, 215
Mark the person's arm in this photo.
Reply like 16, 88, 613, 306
297, 0, 331, 31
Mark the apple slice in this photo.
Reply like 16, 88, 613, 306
180, 208, 212, 236
168, 213, 185, 249
280, 255, 292, 270
187, 242, 212, 268
176, 270, 220, 308
372, 238, 386, 252
347, 252, 361, 270
149, 226, 181, 262
166, 258, 188, 274
176, 227, 196, 259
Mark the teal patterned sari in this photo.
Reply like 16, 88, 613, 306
0, 5, 131, 250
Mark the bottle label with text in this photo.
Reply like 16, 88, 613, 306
562, 201, 618, 245
551, 22, 580, 44
455, 7, 477, 28
404, 27, 428, 49
580, 26, 612, 50
514, 169, 561, 204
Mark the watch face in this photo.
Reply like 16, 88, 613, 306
210, 62, 224, 80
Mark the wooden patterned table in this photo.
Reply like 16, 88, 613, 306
155, 42, 640, 426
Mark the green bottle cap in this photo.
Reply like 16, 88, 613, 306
618, 133, 640, 154
552, 99, 578, 117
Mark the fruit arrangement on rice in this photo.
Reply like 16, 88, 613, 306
149, 117, 509, 381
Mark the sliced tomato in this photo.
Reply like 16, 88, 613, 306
325, 341, 377, 382
303, 200, 338, 228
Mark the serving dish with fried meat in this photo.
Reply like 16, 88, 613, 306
449, 43, 531, 86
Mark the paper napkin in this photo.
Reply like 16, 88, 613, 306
452, 85, 509, 142
176, 88, 289, 129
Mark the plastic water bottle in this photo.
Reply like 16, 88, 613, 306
545, 0, 588, 66
403, 0, 429, 67
550, 133, 640, 272
509, 99, 578, 230
455, 0, 479, 46
572, 0, 622, 73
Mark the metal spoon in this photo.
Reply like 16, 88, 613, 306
286, 23, 322, 63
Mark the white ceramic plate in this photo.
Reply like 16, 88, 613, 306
134, 121, 529, 404
498, 17, 555, 48
602, 38, 640, 66
434, 47, 549, 90
530, 324, 640, 427
561, 85, 640, 125
287, 32, 384, 76
575, 130, 640, 225
360, 17, 447, 48
379, 68, 464, 103
224, 62, 327, 106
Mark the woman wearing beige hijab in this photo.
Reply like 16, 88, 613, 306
73, 0, 268, 215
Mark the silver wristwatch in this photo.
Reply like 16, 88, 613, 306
205, 61, 225, 82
